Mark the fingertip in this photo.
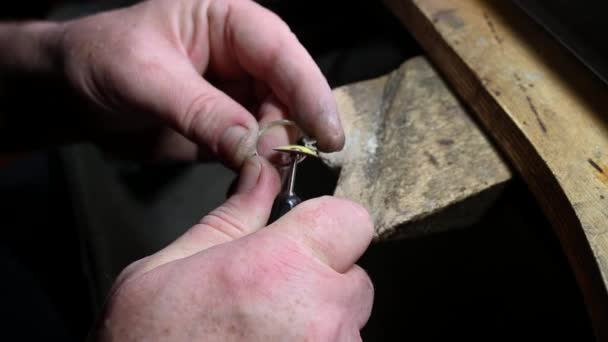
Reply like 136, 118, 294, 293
322, 98, 345, 151
346, 200, 374, 243
349, 264, 374, 292
317, 121, 345, 152
220, 0, 345, 153
272, 196, 374, 272
344, 265, 375, 328
297, 92, 345, 153
235, 155, 281, 197
219, 124, 258, 170
235, 155, 263, 194
256, 155, 282, 196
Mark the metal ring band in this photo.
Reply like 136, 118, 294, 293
254, 120, 307, 166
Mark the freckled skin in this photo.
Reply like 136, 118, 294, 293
1, 0, 365, 339
93, 158, 374, 341
51, 0, 344, 168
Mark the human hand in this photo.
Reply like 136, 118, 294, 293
95, 156, 374, 341
55, 0, 343, 168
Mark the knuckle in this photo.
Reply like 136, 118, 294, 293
198, 203, 250, 241
216, 249, 258, 295
258, 233, 318, 278
274, 16, 293, 37
353, 265, 375, 297
182, 91, 220, 141
252, 2, 291, 34
108, 262, 164, 306
109, 258, 148, 292
226, 232, 330, 295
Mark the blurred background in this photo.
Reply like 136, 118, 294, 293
0, 0, 594, 340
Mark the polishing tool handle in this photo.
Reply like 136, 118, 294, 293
268, 192, 301, 224
268, 155, 301, 224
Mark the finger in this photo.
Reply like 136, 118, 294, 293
194, 155, 280, 245
258, 95, 289, 128
256, 96, 301, 165
174, 71, 257, 169
267, 196, 374, 273
341, 265, 374, 329
124, 49, 259, 169
207, 0, 345, 152
136, 155, 280, 273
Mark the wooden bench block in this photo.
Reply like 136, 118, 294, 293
323, 56, 512, 240
384, 0, 608, 338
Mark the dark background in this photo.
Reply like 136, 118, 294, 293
513, 0, 608, 85
0, 0, 594, 340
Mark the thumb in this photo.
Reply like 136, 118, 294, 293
134, 156, 280, 274
266, 196, 374, 273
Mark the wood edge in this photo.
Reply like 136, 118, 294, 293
384, 0, 608, 339
374, 177, 510, 241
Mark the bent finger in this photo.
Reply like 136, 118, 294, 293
341, 265, 375, 329
126, 50, 259, 169
208, 0, 344, 152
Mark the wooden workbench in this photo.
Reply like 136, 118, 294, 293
384, 0, 608, 339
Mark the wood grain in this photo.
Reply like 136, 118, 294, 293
323, 57, 511, 240
384, 0, 608, 338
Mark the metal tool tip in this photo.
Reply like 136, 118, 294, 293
273, 144, 319, 158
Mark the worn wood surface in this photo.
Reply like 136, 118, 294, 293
323, 56, 511, 240
384, 0, 608, 338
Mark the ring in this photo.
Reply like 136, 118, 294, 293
254, 120, 316, 167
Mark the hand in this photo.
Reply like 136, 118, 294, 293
55, 0, 343, 168
95, 156, 374, 341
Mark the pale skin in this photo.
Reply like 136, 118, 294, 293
99, 156, 374, 341
0, 0, 374, 341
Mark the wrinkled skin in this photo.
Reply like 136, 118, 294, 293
97, 156, 374, 341
5, 0, 373, 339
56, 0, 344, 168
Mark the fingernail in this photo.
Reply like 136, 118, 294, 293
220, 125, 254, 168
236, 155, 263, 193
